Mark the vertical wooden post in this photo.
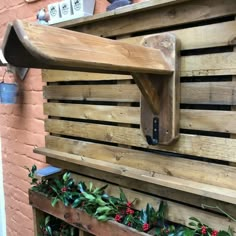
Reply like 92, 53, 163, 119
32, 208, 45, 236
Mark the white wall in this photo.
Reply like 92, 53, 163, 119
0, 137, 6, 236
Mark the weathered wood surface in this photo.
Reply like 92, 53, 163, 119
29, 191, 150, 236
73, 174, 236, 232
64, 0, 236, 37
45, 135, 236, 190
53, 0, 191, 29
44, 120, 236, 162
132, 33, 180, 144
44, 103, 236, 134
47, 157, 236, 219
42, 51, 236, 79
44, 81, 236, 105
4, 20, 172, 75
34, 147, 236, 205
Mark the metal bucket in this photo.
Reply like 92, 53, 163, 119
0, 83, 18, 104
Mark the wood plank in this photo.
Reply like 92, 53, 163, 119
73, 174, 236, 232
44, 103, 236, 134
34, 147, 236, 205
29, 191, 149, 236
180, 110, 236, 134
181, 82, 236, 105
33, 208, 45, 236
69, 0, 236, 37
5, 20, 172, 75
45, 135, 236, 190
44, 119, 236, 162
43, 84, 139, 102
124, 20, 236, 51
53, 0, 191, 29
44, 103, 140, 124
42, 70, 132, 82
44, 81, 236, 105
47, 157, 236, 219
181, 52, 236, 77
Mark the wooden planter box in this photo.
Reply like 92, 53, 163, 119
29, 190, 150, 236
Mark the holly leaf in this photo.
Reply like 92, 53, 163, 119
189, 217, 201, 224
119, 188, 128, 203
51, 197, 59, 207
45, 225, 53, 236
71, 198, 82, 208
218, 231, 231, 236
140, 209, 148, 224
44, 215, 51, 226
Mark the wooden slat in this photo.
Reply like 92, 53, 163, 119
34, 147, 236, 205
45, 135, 236, 190
42, 70, 132, 82
180, 110, 236, 134
43, 84, 139, 102
74, 174, 236, 232
124, 20, 236, 51
44, 103, 236, 134
181, 82, 236, 105
181, 52, 236, 77
44, 81, 236, 105
69, 0, 236, 37
44, 103, 140, 124
45, 120, 236, 162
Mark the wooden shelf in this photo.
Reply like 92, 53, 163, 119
52, 0, 190, 29
29, 190, 150, 236
34, 147, 236, 205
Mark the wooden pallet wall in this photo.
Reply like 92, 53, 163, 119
37, 0, 236, 228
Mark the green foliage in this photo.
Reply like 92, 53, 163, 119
27, 165, 233, 236
39, 214, 78, 236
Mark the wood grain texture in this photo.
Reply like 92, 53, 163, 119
44, 81, 236, 105
69, 0, 236, 37
44, 103, 236, 134
45, 135, 236, 190
54, 0, 191, 28
6, 20, 172, 75
123, 20, 236, 50
34, 147, 236, 205
42, 52, 236, 81
47, 157, 236, 219
42, 70, 132, 82
44, 119, 236, 162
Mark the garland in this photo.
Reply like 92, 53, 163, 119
26, 165, 235, 236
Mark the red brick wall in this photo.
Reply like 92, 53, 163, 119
0, 0, 144, 235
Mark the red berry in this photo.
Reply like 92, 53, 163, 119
201, 226, 207, 235
142, 223, 150, 232
114, 214, 122, 222
61, 187, 67, 192
211, 230, 218, 236
126, 208, 134, 215
126, 202, 132, 208
127, 222, 131, 227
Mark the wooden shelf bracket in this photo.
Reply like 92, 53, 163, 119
2, 20, 180, 144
